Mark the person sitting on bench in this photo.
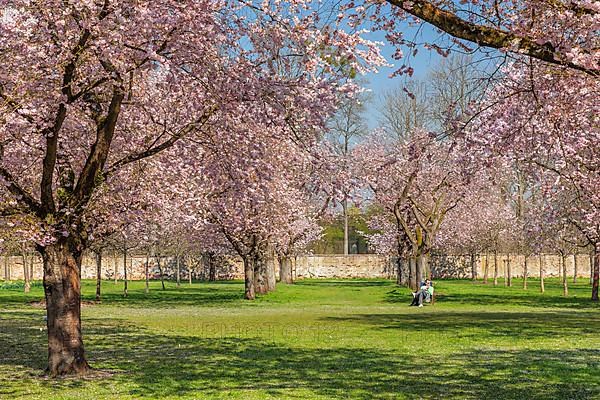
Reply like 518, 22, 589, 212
410, 279, 434, 307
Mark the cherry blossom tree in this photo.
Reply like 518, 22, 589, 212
466, 58, 598, 299
0, 1, 383, 375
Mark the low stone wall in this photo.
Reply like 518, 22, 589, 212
0, 253, 595, 281
294, 255, 395, 279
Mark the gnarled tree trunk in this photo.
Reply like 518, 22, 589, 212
279, 255, 294, 284
408, 257, 417, 291
254, 250, 273, 295
41, 239, 90, 377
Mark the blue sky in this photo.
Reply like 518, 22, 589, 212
359, 24, 448, 129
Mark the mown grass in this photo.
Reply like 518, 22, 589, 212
0, 277, 599, 399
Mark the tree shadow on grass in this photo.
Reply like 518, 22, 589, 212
84, 286, 245, 308
385, 286, 600, 310
323, 309, 600, 341
0, 282, 248, 310
2, 311, 600, 399
295, 279, 393, 288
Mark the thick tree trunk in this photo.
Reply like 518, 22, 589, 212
483, 253, 489, 284
22, 253, 30, 293
408, 257, 417, 291
95, 250, 102, 301
573, 254, 578, 284
188, 258, 193, 285
395, 257, 404, 285
145, 252, 150, 294
507, 254, 512, 287
267, 253, 276, 291
470, 253, 477, 281
523, 256, 528, 290
591, 243, 598, 301
176, 255, 181, 288
493, 251, 498, 287
253, 249, 273, 295
416, 254, 426, 288
42, 240, 90, 376
562, 254, 568, 296
243, 256, 255, 300
279, 255, 294, 284
539, 254, 545, 293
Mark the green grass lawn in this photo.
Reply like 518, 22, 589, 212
1, 277, 599, 399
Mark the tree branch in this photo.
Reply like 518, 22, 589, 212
0, 166, 42, 216
385, 0, 599, 77
103, 106, 216, 178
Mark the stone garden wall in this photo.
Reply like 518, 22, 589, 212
0, 252, 594, 281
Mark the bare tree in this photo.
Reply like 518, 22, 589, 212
327, 94, 368, 255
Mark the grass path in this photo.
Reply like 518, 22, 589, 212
1, 278, 599, 399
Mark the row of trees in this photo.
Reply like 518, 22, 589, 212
1, 0, 597, 378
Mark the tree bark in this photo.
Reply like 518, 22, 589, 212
145, 252, 150, 294
95, 250, 102, 301
562, 254, 568, 296
253, 249, 272, 295
408, 257, 417, 291
243, 256, 255, 300
176, 255, 181, 288
573, 254, 578, 284
557, 253, 562, 279
540, 254, 545, 293
470, 253, 477, 281
30, 253, 35, 282
395, 257, 404, 285
493, 251, 498, 287
279, 255, 294, 284
266, 252, 276, 291
343, 198, 349, 255
156, 254, 165, 290
507, 254, 512, 287
523, 256, 528, 290
416, 254, 426, 288
483, 253, 489, 284
4, 255, 10, 281
22, 253, 30, 293
113, 253, 118, 284
591, 243, 598, 301
41, 240, 90, 376
591, 252, 594, 285
123, 247, 128, 298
